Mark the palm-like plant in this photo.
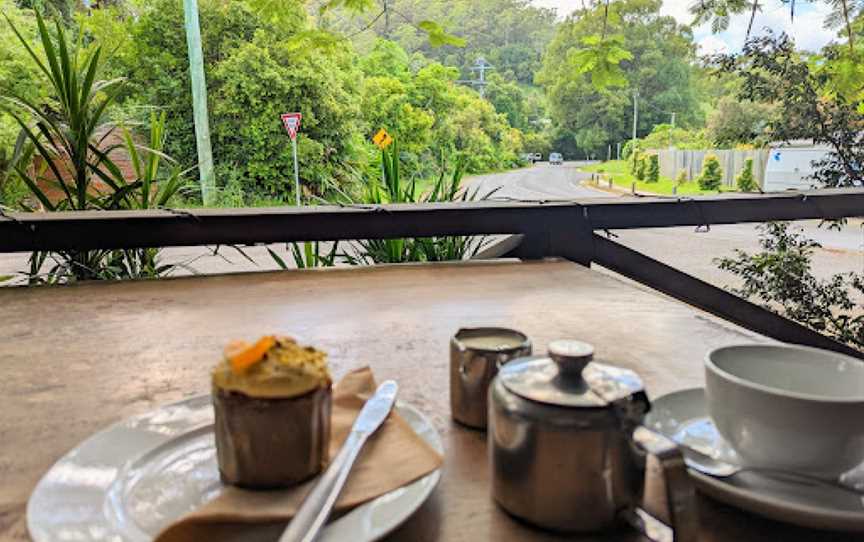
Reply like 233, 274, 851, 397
0, 131, 33, 206
1, 12, 184, 283
121, 111, 186, 211
413, 157, 497, 261
2, 11, 132, 212
343, 142, 498, 265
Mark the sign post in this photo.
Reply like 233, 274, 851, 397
281, 113, 302, 206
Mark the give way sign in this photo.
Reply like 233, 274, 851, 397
281, 112, 302, 140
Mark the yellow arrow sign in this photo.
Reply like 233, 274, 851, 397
373, 128, 393, 150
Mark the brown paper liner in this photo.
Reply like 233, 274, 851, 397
155, 367, 443, 542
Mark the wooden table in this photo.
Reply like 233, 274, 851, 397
0, 260, 856, 541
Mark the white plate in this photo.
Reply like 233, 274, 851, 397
27, 395, 442, 542
644, 388, 864, 532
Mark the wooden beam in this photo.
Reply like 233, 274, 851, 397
582, 188, 864, 230
2, 188, 864, 253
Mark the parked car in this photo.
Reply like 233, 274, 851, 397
549, 152, 563, 165
532, 152, 542, 162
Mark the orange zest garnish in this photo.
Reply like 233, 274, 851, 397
227, 336, 276, 374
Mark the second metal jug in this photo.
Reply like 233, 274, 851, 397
450, 327, 531, 429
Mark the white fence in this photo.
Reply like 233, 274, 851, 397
653, 149, 770, 187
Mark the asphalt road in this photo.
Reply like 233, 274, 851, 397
2, 161, 862, 290
469, 161, 601, 200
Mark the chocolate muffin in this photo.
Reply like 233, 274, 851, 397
212, 336, 332, 489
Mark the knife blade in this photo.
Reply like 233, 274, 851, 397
279, 380, 399, 542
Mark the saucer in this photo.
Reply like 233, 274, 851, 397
644, 388, 864, 531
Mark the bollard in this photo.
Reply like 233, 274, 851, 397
631, 182, 636, 195
672, 186, 677, 196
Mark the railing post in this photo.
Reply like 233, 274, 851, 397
507, 207, 593, 266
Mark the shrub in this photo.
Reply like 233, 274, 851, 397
736, 157, 757, 192
622, 139, 640, 160
629, 149, 641, 175
634, 154, 647, 181
716, 222, 864, 350
698, 153, 723, 191
0, 0, 46, 162
676, 170, 688, 185
641, 124, 712, 150
645, 153, 660, 183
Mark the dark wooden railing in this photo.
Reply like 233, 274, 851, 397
2, 188, 863, 358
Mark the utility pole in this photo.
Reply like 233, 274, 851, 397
631, 89, 639, 153
183, 0, 216, 205
469, 57, 494, 98
670, 111, 676, 129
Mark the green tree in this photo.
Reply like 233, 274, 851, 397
333, 0, 557, 85
536, 0, 701, 158
712, 30, 864, 350
122, 0, 261, 177
736, 157, 756, 191
645, 152, 659, 182
698, 153, 722, 191
706, 96, 774, 147
358, 38, 413, 80
118, 0, 366, 201
357, 40, 522, 177
485, 73, 528, 130
641, 123, 711, 150
714, 32, 864, 188
210, 35, 364, 200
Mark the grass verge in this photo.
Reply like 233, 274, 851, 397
580, 160, 730, 196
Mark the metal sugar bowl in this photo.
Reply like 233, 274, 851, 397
489, 340, 698, 540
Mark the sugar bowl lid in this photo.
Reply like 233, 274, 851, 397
499, 339, 645, 407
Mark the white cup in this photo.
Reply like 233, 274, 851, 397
705, 343, 864, 478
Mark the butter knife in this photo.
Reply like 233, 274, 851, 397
279, 380, 399, 542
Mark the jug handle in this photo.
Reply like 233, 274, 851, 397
624, 426, 699, 542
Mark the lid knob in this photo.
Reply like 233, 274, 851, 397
548, 340, 594, 381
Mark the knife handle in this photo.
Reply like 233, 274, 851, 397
279, 430, 367, 542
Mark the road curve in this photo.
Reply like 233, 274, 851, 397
467, 161, 604, 200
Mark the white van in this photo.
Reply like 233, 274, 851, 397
762, 144, 831, 191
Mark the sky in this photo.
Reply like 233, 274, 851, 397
530, 0, 839, 55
